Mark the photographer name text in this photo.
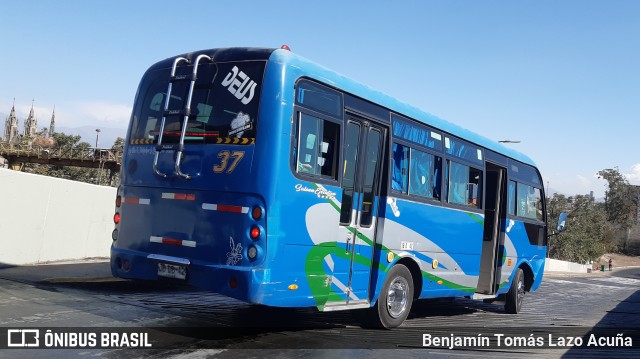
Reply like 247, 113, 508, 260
422, 333, 633, 349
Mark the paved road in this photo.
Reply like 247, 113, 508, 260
0, 262, 638, 358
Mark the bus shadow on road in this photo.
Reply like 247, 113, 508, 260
52, 277, 501, 331
409, 297, 486, 318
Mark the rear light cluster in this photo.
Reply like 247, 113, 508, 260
246, 205, 264, 261
112, 195, 122, 241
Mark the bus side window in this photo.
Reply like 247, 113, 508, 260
446, 160, 482, 208
296, 113, 339, 179
392, 143, 409, 193
508, 180, 516, 216
409, 148, 441, 200
517, 183, 543, 221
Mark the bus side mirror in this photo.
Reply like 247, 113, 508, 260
557, 212, 567, 232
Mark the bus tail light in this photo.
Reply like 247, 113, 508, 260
250, 225, 260, 240
251, 206, 262, 220
114, 213, 121, 224
247, 245, 258, 260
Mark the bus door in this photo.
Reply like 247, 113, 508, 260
331, 116, 386, 309
477, 162, 507, 295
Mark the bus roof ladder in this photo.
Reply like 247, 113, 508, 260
153, 54, 212, 179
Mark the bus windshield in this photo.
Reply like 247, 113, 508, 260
130, 60, 266, 145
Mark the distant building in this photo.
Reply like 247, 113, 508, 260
23, 103, 38, 139
49, 106, 56, 137
4, 103, 20, 145
2, 102, 57, 145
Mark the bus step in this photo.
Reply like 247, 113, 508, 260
322, 300, 370, 312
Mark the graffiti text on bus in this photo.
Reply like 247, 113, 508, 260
221, 66, 257, 105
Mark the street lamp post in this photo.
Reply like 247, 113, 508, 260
95, 128, 102, 185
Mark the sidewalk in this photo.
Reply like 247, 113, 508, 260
544, 265, 640, 278
0, 258, 113, 284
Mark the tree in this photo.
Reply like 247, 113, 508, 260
111, 137, 125, 153
23, 131, 122, 187
51, 132, 88, 149
598, 167, 640, 252
107, 137, 125, 187
547, 194, 616, 263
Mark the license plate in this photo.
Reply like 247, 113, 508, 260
157, 262, 187, 280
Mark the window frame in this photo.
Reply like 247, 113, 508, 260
509, 181, 544, 222
291, 109, 342, 184
129, 60, 266, 146
506, 160, 546, 224
391, 114, 443, 151
389, 137, 445, 206
290, 79, 345, 186
295, 79, 343, 118
444, 135, 484, 167
408, 147, 442, 201
391, 141, 410, 195
444, 158, 484, 210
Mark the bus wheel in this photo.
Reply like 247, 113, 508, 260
374, 264, 414, 329
504, 268, 524, 314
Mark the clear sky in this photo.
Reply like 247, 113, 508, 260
1, 0, 638, 198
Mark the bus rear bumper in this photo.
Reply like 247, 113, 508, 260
110, 246, 276, 305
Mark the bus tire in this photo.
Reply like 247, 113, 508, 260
373, 264, 414, 329
504, 268, 524, 314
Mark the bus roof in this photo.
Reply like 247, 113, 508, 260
147, 47, 275, 72
269, 48, 538, 168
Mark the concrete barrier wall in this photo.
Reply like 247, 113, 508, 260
544, 257, 591, 273
0, 167, 600, 272
0, 168, 116, 265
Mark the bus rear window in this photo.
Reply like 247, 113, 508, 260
130, 60, 265, 145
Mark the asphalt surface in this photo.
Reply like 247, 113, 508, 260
0, 260, 638, 358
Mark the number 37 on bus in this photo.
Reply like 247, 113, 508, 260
111, 46, 566, 328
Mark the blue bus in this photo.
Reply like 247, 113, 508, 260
111, 46, 556, 328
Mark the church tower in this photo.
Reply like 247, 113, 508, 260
49, 106, 56, 137
4, 101, 20, 144
24, 101, 37, 138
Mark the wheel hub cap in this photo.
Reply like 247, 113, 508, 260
387, 276, 409, 318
